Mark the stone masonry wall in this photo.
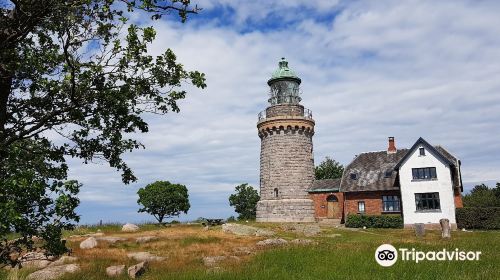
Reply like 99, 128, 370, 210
266, 104, 304, 118
259, 128, 314, 200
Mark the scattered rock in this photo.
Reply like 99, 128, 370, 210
326, 234, 342, 238
290, 239, 315, 245
106, 265, 125, 277
127, 252, 165, 262
79, 237, 98, 249
128, 262, 147, 279
206, 266, 223, 273
49, 256, 78, 267
222, 223, 275, 236
232, 247, 254, 256
19, 252, 55, 269
135, 236, 159, 243
26, 264, 79, 280
122, 223, 140, 232
282, 224, 321, 236
84, 232, 105, 237
96, 236, 127, 244
203, 256, 226, 267
256, 238, 288, 247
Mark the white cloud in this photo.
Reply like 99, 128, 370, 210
69, 0, 500, 223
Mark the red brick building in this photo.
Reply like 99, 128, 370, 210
308, 137, 464, 227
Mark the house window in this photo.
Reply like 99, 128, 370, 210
382, 196, 400, 212
350, 173, 358, 180
384, 170, 392, 178
273, 188, 279, 198
412, 167, 437, 180
358, 201, 365, 213
415, 192, 441, 211
419, 147, 425, 156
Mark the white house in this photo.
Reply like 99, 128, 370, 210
395, 137, 463, 229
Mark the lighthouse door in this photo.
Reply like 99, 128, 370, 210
326, 195, 339, 218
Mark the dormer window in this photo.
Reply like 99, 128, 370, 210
419, 147, 425, 156
350, 173, 357, 180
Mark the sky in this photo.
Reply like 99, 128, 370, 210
68, 0, 500, 224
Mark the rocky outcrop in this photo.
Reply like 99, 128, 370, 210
290, 239, 315, 245
49, 256, 78, 267
222, 223, 275, 236
282, 223, 321, 236
26, 264, 80, 280
106, 265, 125, 277
79, 237, 98, 249
122, 223, 139, 232
127, 252, 165, 262
256, 238, 288, 246
128, 262, 147, 279
19, 252, 55, 269
96, 236, 127, 244
135, 236, 159, 243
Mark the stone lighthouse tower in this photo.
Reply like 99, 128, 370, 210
256, 58, 315, 222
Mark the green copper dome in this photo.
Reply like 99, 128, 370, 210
267, 57, 301, 85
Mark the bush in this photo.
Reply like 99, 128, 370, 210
456, 207, 500, 229
345, 214, 403, 228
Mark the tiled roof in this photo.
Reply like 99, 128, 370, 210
309, 178, 341, 192
340, 149, 408, 192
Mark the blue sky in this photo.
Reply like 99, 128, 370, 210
68, 0, 500, 224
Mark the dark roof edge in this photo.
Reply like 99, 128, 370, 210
394, 137, 455, 169
308, 188, 340, 193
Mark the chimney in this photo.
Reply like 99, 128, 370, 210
387, 137, 397, 154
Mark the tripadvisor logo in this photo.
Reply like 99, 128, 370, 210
375, 244, 482, 267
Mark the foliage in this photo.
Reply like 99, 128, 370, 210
463, 183, 500, 207
0, 0, 205, 265
226, 216, 236, 222
456, 207, 500, 230
137, 181, 190, 224
345, 214, 403, 228
229, 183, 260, 220
315, 157, 344, 180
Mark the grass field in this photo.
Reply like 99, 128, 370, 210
2, 223, 499, 280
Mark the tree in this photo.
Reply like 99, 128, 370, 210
315, 156, 344, 180
229, 183, 259, 220
463, 183, 500, 208
1, 0, 205, 267
137, 181, 190, 224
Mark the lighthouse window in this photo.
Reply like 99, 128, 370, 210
273, 188, 279, 198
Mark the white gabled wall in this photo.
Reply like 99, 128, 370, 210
398, 145, 456, 225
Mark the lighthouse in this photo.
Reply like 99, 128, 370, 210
256, 58, 316, 222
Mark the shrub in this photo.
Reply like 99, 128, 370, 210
456, 207, 500, 230
345, 214, 403, 228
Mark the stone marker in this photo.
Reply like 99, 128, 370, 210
128, 262, 147, 279
440, 218, 451, 238
122, 223, 140, 232
79, 237, 98, 249
106, 265, 125, 277
415, 223, 425, 237
26, 264, 80, 280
